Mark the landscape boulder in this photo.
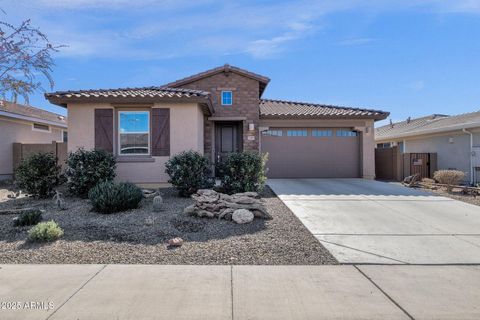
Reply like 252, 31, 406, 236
184, 189, 271, 222
232, 209, 254, 224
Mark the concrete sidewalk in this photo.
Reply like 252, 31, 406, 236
1, 264, 480, 320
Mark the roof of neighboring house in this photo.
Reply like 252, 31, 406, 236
259, 99, 389, 120
163, 64, 270, 97
375, 111, 480, 140
45, 87, 214, 114
0, 100, 67, 128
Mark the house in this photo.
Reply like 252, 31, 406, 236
0, 100, 67, 180
45, 64, 388, 185
375, 111, 480, 184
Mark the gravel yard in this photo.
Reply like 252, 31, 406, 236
0, 185, 337, 265
420, 185, 480, 207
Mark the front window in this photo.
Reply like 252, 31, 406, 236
221, 91, 233, 105
287, 129, 308, 137
336, 129, 358, 137
119, 111, 150, 155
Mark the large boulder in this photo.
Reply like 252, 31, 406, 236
232, 209, 254, 224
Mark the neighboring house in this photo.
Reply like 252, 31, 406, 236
375, 111, 480, 184
45, 64, 388, 185
0, 100, 67, 180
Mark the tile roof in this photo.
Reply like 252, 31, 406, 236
46, 87, 209, 101
45, 87, 213, 114
259, 99, 389, 120
0, 100, 67, 126
163, 64, 270, 96
376, 111, 480, 140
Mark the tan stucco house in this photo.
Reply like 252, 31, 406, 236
45, 64, 388, 185
375, 111, 480, 184
0, 100, 67, 180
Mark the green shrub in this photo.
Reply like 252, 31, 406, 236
28, 220, 63, 242
14, 209, 43, 227
219, 152, 268, 194
65, 148, 116, 197
165, 151, 214, 197
88, 181, 143, 214
14, 153, 62, 198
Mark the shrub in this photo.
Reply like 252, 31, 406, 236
219, 152, 268, 194
433, 170, 465, 191
88, 181, 143, 214
165, 151, 214, 197
14, 209, 43, 227
65, 148, 116, 197
27, 220, 63, 242
15, 152, 61, 198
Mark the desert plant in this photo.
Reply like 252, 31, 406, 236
165, 151, 214, 197
14, 152, 62, 198
65, 148, 116, 197
27, 220, 63, 242
88, 181, 143, 214
13, 209, 43, 227
219, 152, 268, 194
433, 170, 465, 191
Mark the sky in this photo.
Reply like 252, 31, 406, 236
2, 0, 480, 126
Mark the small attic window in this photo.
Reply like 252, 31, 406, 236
32, 123, 50, 132
221, 91, 232, 106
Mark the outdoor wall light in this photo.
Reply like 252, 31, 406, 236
248, 123, 255, 131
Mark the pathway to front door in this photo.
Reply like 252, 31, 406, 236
267, 178, 480, 264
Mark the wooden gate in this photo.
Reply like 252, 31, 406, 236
375, 146, 401, 181
403, 153, 437, 179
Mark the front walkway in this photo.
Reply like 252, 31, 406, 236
1, 264, 480, 320
267, 179, 480, 264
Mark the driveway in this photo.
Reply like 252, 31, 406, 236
267, 179, 480, 264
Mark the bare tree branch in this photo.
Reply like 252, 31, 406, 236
0, 12, 64, 103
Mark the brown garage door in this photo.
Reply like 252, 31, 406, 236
261, 128, 360, 178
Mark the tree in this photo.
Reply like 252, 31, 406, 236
0, 13, 61, 103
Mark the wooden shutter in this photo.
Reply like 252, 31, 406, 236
94, 109, 113, 153
152, 108, 170, 156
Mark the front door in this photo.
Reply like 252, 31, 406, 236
215, 122, 242, 175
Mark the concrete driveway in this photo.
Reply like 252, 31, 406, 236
267, 179, 480, 264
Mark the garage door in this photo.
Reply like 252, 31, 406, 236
261, 128, 360, 178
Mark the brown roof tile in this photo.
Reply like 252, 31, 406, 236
0, 100, 67, 126
260, 99, 389, 120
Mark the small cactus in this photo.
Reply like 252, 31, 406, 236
53, 190, 67, 210
153, 195, 163, 212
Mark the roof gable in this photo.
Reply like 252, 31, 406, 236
163, 64, 270, 97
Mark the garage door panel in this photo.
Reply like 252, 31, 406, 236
262, 132, 360, 178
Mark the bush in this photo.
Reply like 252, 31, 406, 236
65, 148, 116, 197
88, 181, 143, 214
433, 170, 465, 191
15, 153, 61, 198
28, 220, 63, 242
219, 152, 268, 194
14, 209, 43, 227
165, 151, 214, 197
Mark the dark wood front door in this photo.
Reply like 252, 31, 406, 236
215, 122, 242, 175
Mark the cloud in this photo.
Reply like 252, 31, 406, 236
408, 80, 425, 91
338, 38, 376, 46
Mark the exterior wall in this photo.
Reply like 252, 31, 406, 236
259, 118, 376, 179
402, 132, 472, 182
0, 116, 63, 179
67, 102, 204, 184
176, 72, 261, 160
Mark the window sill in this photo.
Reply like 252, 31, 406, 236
116, 156, 155, 163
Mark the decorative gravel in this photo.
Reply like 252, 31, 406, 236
0, 185, 337, 265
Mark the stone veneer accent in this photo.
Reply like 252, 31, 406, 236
175, 72, 261, 160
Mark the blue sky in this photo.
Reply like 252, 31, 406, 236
2, 0, 480, 125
